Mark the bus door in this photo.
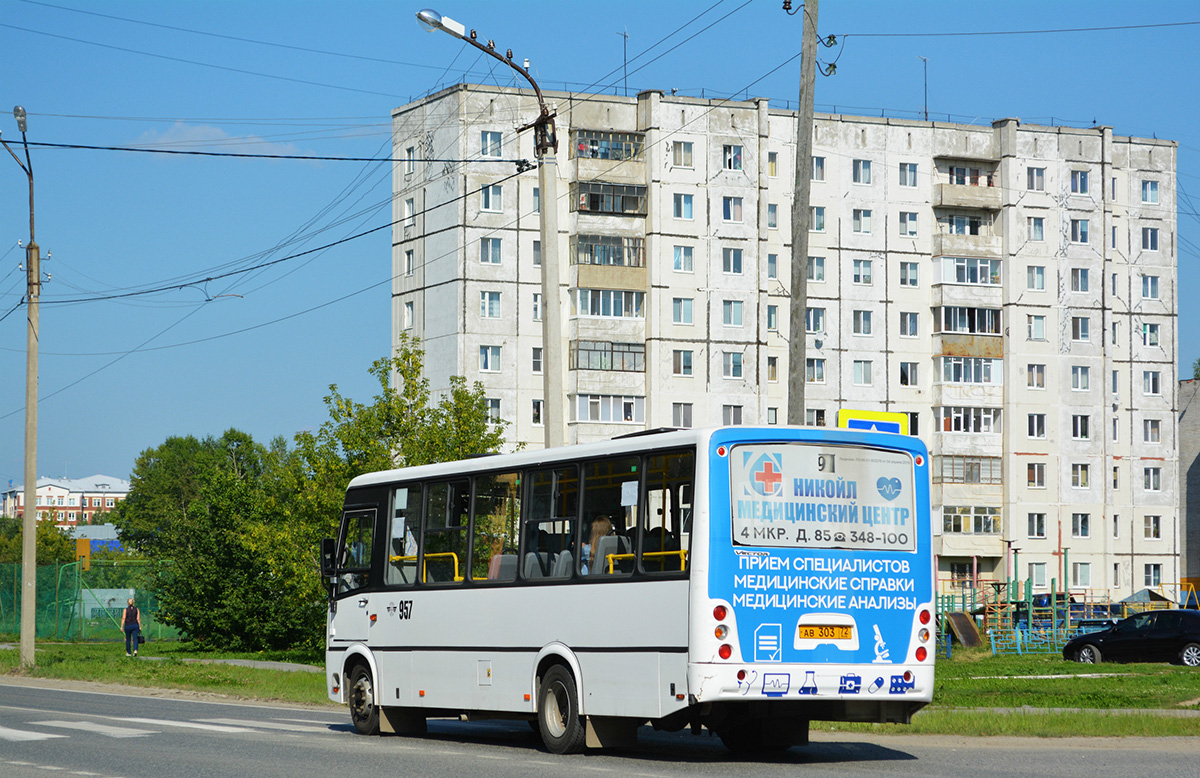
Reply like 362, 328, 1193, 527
331, 508, 376, 644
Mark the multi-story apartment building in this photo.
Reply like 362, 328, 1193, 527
391, 84, 1179, 598
2, 474, 130, 526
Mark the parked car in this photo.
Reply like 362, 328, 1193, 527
1063, 610, 1200, 666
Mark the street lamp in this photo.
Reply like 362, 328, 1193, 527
416, 9, 565, 448
1, 105, 40, 669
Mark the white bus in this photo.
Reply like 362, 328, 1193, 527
321, 426, 935, 753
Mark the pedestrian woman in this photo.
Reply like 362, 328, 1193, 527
120, 597, 142, 657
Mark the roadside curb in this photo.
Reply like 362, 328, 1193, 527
926, 705, 1200, 718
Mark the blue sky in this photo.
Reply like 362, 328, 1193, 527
2, 0, 1198, 484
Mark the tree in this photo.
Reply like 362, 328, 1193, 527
1193, 357, 1200, 381
0, 515, 77, 565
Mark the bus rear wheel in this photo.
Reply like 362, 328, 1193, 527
348, 665, 380, 735
538, 665, 586, 754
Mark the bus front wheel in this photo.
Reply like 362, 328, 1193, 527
348, 665, 380, 735
538, 665, 586, 754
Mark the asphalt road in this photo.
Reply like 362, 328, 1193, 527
1, 680, 1198, 777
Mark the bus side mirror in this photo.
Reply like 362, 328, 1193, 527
320, 538, 337, 577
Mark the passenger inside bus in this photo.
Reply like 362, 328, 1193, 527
579, 515, 613, 574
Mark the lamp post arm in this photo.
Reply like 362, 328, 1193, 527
1, 136, 34, 243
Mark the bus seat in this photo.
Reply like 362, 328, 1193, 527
551, 549, 573, 578
524, 552, 551, 579
592, 535, 631, 574
487, 553, 517, 581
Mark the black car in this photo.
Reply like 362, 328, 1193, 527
1063, 609, 1200, 666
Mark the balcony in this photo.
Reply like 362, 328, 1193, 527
936, 183, 1002, 211
934, 232, 1001, 258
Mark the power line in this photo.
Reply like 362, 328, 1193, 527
26, 140, 522, 164
844, 20, 1200, 38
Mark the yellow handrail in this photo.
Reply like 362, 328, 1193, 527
606, 550, 688, 573
390, 552, 462, 582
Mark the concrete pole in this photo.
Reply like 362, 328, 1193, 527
786, 0, 819, 425
538, 153, 565, 448
21, 239, 38, 669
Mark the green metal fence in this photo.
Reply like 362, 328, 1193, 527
0, 561, 181, 642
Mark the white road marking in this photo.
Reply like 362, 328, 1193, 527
111, 717, 254, 733
0, 725, 68, 742
195, 718, 335, 734
32, 720, 157, 738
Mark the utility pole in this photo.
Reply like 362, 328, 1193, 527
787, 0, 819, 425
618, 29, 628, 96
2, 106, 39, 669
917, 56, 928, 121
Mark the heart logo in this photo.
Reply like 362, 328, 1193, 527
876, 477, 902, 501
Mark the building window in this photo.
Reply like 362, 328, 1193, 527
404, 145, 416, 174
938, 406, 1001, 433
533, 240, 541, 266
574, 182, 646, 215
572, 289, 645, 318
853, 310, 873, 336
1027, 265, 1045, 290
672, 140, 693, 168
673, 193, 693, 219
571, 130, 644, 160
939, 357, 1000, 385
806, 409, 826, 426
404, 249, 414, 276
1028, 463, 1046, 489
1072, 561, 1091, 588
672, 403, 692, 428
1072, 414, 1090, 440
805, 307, 825, 333
722, 352, 744, 378
1071, 170, 1089, 194
673, 245, 694, 273
1071, 316, 1090, 342
767, 203, 778, 229
533, 292, 542, 321
1142, 275, 1160, 300
932, 456, 1002, 484
1072, 365, 1090, 390
942, 506, 1001, 535
767, 305, 779, 331
1072, 513, 1090, 538
899, 211, 918, 236
853, 259, 873, 284
900, 361, 919, 386
532, 347, 543, 373
533, 187, 540, 213
1071, 267, 1089, 292
403, 301, 413, 330
672, 297, 694, 324
934, 307, 1001, 335
767, 407, 778, 425
1027, 166, 1045, 191
1142, 322, 1160, 346
1028, 363, 1045, 389
767, 151, 778, 177
480, 237, 502, 264
723, 144, 742, 170
532, 399, 543, 426
1144, 419, 1161, 443
574, 394, 644, 423
1070, 219, 1089, 243
571, 235, 646, 267
808, 256, 825, 281
1141, 180, 1159, 204
899, 162, 917, 187
1028, 216, 1044, 241
1142, 227, 1159, 251
1029, 562, 1047, 588
1028, 512, 1046, 538
722, 196, 743, 222
673, 349, 693, 376
1025, 315, 1045, 341
481, 130, 502, 157
853, 360, 873, 386
479, 345, 501, 372
811, 156, 825, 181
1028, 413, 1046, 439
810, 206, 825, 232
899, 311, 918, 337
722, 300, 744, 326
722, 247, 744, 274
852, 159, 872, 184
1144, 467, 1161, 492
767, 356, 778, 382
900, 261, 918, 287
852, 209, 872, 234
723, 405, 744, 425
481, 184, 503, 211
942, 256, 1001, 285
806, 358, 825, 383
1145, 563, 1162, 587
767, 253, 778, 280
1143, 370, 1161, 395
1071, 464, 1090, 489
480, 291, 501, 318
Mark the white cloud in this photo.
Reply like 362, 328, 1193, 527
134, 122, 304, 159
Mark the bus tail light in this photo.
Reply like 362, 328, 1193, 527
714, 625, 728, 640
915, 646, 927, 662
718, 644, 732, 660
919, 609, 931, 625
713, 605, 728, 621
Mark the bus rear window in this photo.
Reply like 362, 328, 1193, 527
729, 443, 916, 552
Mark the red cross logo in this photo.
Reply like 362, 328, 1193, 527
755, 461, 783, 494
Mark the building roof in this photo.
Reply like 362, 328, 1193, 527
10, 474, 131, 494
70, 523, 120, 541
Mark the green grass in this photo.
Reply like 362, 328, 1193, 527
0, 642, 330, 706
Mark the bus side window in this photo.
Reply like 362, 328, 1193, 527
639, 450, 694, 574
337, 508, 376, 595
424, 480, 469, 583
387, 486, 420, 586
472, 472, 520, 582
524, 466, 578, 580
582, 456, 640, 576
